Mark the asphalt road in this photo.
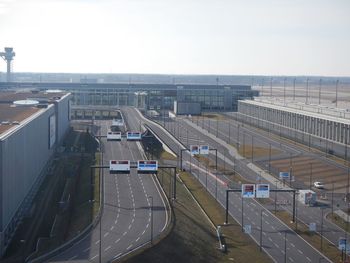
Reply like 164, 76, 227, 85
184, 114, 350, 251
123, 107, 332, 263
48, 118, 168, 263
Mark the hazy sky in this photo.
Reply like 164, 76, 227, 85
0, 0, 349, 76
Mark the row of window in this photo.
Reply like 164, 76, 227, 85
239, 102, 350, 144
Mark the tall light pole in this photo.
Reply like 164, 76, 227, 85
283, 77, 286, 104
293, 78, 296, 101
318, 78, 322, 105
335, 79, 339, 108
148, 196, 154, 244
260, 209, 264, 251
320, 207, 325, 251
270, 77, 273, 98
306, 77, 309, 104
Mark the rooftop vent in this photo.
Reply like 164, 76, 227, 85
45, 89, 63, 93
13, 99, 40, 107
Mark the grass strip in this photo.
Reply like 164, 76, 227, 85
179, 171, 272, 263
274, 210, 342, 262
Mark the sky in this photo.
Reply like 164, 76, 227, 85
0, 0, 349, 76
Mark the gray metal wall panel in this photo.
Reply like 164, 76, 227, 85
56, 95, 71, 144
1, 107, 55, 230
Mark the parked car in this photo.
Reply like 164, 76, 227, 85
313, 181, 325, 189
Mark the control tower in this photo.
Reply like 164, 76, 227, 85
0, 47, 15, 82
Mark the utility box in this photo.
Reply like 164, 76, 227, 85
298, 190, 317, 206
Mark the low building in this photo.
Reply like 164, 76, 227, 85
0, 90, 71, 257
237, 98, 350, 159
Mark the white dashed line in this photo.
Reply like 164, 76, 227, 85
127, 244, 133, 250
105, 246, 111, 251
95, 240, 100, 245
306, 257, 311, 262
83, 247, 90, 252
115, 238, 121, 243
104, 232, 109, 237
298, 249, 303, 254
136, 237, 140, 242
289, 257, 294, 262
69, 255, 78, 260
91, 254, 98, 260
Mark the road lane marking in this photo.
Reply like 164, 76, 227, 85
105, 246, 111, 251
306, 257, 311, 262
291, 243, 295, 247
115, 238, 121, 243
83, 247, 90, 252
123, 231, 127, 236
69, 255, 78, 260
298, 249, 303, 254
127, 244, 133, 250
128, 224, 132, 229
104, 232, 109, 237
91, 254, 98, 260
95, 240, 100, 244
289, 257, 294, 262
136, 237, 140, 242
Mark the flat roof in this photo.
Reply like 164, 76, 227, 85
240, 99, 350, 126
0, 104, 41, 134
0, 90, 69, 136
0, 90, 67, 103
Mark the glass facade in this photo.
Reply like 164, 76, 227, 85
56, 83, 257, 112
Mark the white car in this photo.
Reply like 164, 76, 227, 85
313, 181, 324, 189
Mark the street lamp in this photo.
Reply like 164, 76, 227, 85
148, 196, 154, 244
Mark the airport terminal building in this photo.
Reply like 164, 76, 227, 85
0, 90, 71, 256
0, 82, 258, 113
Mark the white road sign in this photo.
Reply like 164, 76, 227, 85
243, 225, 251, 234
109, 160, 130, 173
242, 184, 255, 198
127, 131, 141, 140
107, 131, 122, 140
309, 222, 316, 232
190, 145, 200, 155
279, 172, 290, 180
199, 145, 209, 155
137, 160, 158, 173
256, 184, 270, 198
